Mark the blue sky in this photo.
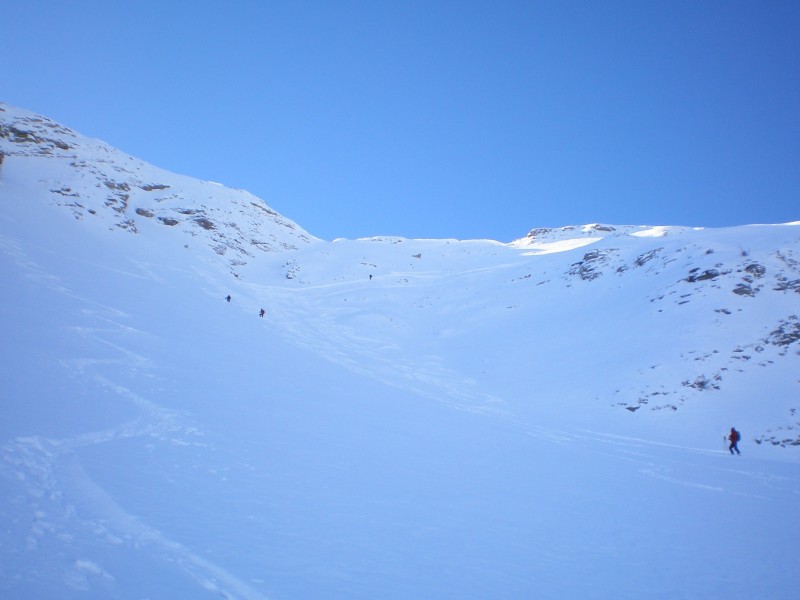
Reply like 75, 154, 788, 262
4, 1, 799, 241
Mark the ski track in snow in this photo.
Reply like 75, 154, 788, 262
1, 379, 270, 600
240, 280, 510, 418
2, 269, 750, 600
230, 271, 800, 507
0, 241, 270, 599
232, 277, 800, 509
4, 231, 798, 598
568, 428, 800, 500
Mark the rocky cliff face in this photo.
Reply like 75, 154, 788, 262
0, 103, 319, 278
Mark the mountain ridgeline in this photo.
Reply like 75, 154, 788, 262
1, 102, 798, 447
3, 102, 800, 599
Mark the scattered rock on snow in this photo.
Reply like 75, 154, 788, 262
569, 249, 617, 281
765, 316, 800, 349
635, 248, 662, 267
685, 268, 720, 283
682, 374, 721, 391
745, 263, 766, 278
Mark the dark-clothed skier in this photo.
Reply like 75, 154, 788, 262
225, 295, 231, 302
728, 427, 741, 455
259, 308, 265, 318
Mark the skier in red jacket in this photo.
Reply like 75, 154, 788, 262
728, 427, 741, 455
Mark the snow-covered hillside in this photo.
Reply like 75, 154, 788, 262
1, 103, 799, 599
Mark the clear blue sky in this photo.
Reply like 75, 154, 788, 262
4, 1, 799, 241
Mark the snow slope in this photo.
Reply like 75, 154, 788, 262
1, 103, 799, 599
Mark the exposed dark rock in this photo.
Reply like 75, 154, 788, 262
569, 249, 617, 281
745, 263, 766, 278
103, 180, 130, 191
682, 374, 721, 391
584, 250, 602, 261
194, 216, 215, 230
116, 218, 138, 233
0, 123, 71, 152
51, 187, 78, 197
765, 316, 800, 347
525, 228, 553, 239
774, 277, 800, 293
686, 268, 720, 282
250, 202, 278, 217
635, 248, 661, 267
755, 430, 800, 447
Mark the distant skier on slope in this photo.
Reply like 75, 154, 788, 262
225, 295, 231, 302
259, 308, 265, 318
728, 427, 741, 455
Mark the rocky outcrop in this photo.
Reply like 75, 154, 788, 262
0, 103, 319, 278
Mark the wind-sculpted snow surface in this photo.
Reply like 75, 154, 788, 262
1, 104, 799, 598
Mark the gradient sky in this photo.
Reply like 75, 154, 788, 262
3, 1, 799, 241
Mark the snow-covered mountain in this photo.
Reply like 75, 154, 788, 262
1, 103, 799, 599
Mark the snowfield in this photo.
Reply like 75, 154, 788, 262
1, 103, 799, 599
